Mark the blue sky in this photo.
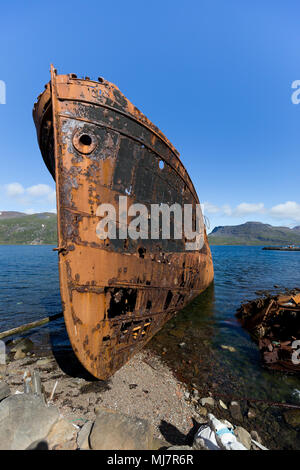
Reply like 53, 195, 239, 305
0, 0, 300, 231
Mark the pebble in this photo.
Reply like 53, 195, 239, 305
14, 350, 26, 360
168, 445, 192, 450
234, 426, 252, 450
11, 338, 34, 354
200, 397, 215, 407
221, 345, 236, 353
250, 430, 262, 443
197, 405, 208, 417
247, 407, 256, 419
35, 357, 53, 366
219, 400, 228, 410
229, 401, 243, 422
283, 409, 300, 429
77, 421, 93, 450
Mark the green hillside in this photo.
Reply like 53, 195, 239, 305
1, 214, 300, 247
208, 221, 300, 246
0, 212, 57, 245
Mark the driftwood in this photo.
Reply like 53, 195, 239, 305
0, 312, 63, 340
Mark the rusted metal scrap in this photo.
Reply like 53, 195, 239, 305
237, 292, 300, 373
32, 65, 214, 380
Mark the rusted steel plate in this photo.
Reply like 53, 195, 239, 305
33, 66, 214, 379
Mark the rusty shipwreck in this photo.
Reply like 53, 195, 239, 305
33, 66, 214, 379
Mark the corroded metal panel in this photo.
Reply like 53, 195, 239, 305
33, 66, 214, 379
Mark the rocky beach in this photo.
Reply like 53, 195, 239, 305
0, 335, 278, 451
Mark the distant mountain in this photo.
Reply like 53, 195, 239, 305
0, 211, 27, 220
208, 221, 300, 246
1, 214, 300, 247
0, 212, 57, 245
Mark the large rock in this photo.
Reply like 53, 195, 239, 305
0, 382, 10, 401
90, 408, 154, 450
0, 394, 59, 450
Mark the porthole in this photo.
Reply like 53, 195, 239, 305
73, 130, 97, 154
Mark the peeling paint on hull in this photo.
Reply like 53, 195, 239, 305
33, 66, 214, 379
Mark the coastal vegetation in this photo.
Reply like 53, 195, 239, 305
1, 214, 300, 247
0, 212, 57, 245
208, 221, 300, 246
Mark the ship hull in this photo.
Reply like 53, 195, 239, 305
33, 67, 214, 379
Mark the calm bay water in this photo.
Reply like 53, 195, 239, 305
0, 244, 299, 408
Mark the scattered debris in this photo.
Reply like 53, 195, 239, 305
236, 290, 300, 373
194, 413, 247, 450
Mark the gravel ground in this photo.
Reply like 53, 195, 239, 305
1, 348, 200, 445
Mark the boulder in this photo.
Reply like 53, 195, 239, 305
0, 394, 59, 450
0, 382, 10, 401
90, 408, 154, 450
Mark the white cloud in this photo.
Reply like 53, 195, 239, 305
27, 184, 52, 197
204, 200, 300, 225
270, 201, 300, 222
2, 182, 56, 212
222, 204, 233, 216
5, 182, 25, 197
24, 208, 36, 215
202, 202, 220, 214
234, 202, 265, 216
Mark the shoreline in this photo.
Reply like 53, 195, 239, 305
0, 341, 271, 450
1, 347, 202, 447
